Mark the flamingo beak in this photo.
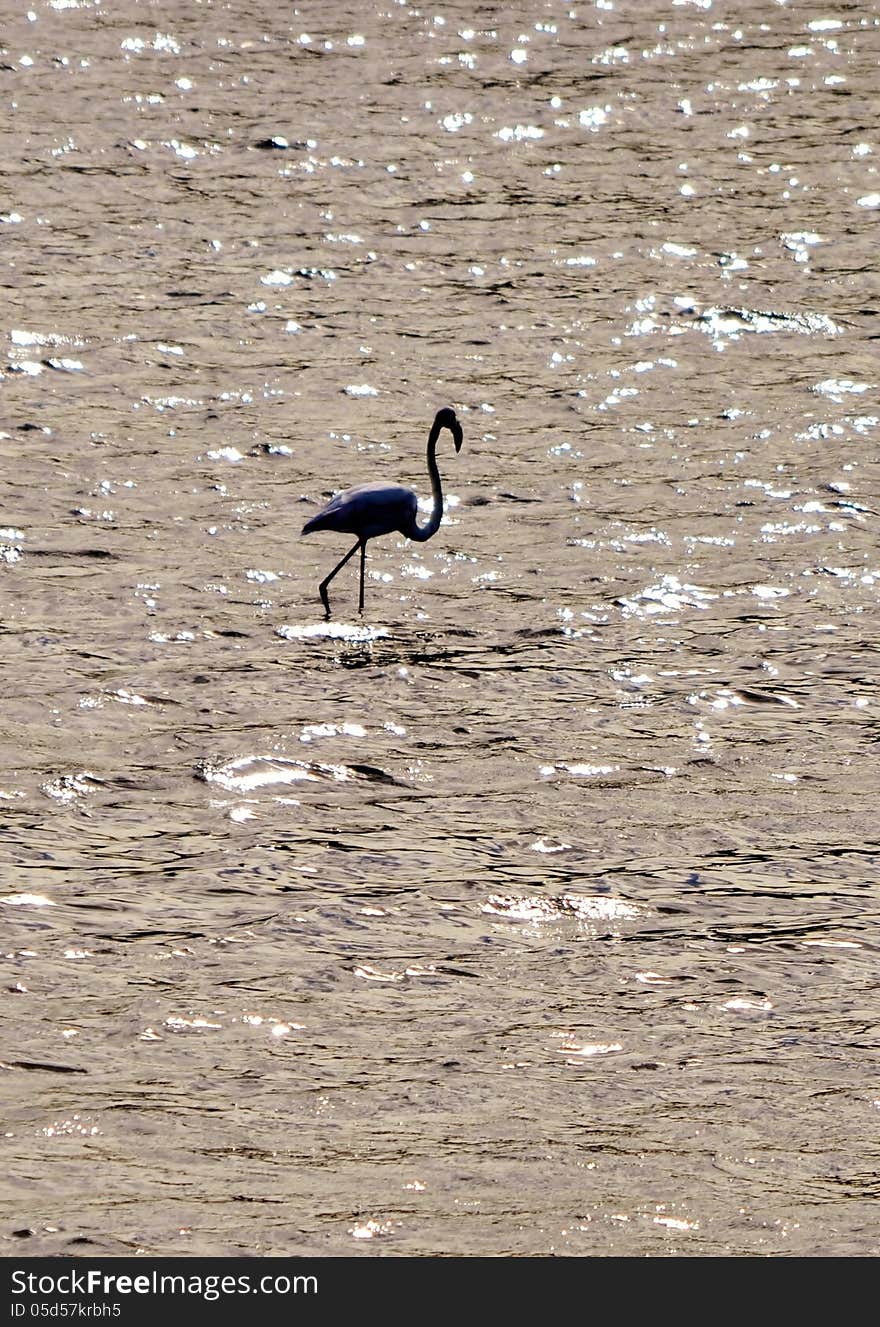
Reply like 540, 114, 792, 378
451, 418, 463, 452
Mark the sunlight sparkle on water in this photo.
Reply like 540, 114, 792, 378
277, 623, 388, 642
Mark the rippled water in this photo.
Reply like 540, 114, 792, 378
2, 0, 879, 1258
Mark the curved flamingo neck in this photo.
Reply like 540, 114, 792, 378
406, 420, 444, 542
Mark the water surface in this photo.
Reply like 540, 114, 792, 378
2, 0, 879, 1257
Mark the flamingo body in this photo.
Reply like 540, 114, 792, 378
302, 406, 463, 616
302, 482, 419, 542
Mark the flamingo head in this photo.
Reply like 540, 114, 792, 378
435, 406, 463, 452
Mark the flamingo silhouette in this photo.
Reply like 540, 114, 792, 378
301, 406, 463, 616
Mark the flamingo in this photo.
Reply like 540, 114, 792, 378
301, 406, 463, 616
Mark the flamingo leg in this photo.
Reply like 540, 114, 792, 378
318, 539, 362, 617
358, 540, 367, 615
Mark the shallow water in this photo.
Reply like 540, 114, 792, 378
2, 0, 880, 1257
